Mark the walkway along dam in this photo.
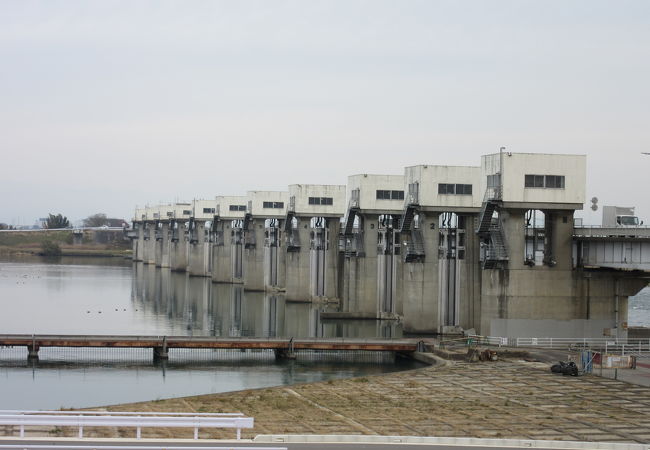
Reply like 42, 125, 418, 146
0, 335, 420, 360
128, 152, 650, 339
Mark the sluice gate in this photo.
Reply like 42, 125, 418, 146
130, 152, 650, 338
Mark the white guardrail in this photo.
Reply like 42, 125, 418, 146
0, 447, 286, 450
468, 335, 650, 356
0, 227, 127, 233
0, 410, 253, 440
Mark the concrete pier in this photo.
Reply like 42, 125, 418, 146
284, 184, 346, 302
340, 175, 404, 319
132, 208, 146, 262
242, 191, 288, 292
211, 196, 247, 284
169, 223, 188, 272
399, 165, 483, 333
187, 199, 216, 277
128, 151, 650, 338
148, 205, 174, 268
143, 223, 156, 265
166, 204, 192, 272
264, 218, 285, 290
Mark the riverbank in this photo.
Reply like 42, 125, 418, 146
0, 244, 131, 257
0, 230, 131, 258
81, 353, 650, 443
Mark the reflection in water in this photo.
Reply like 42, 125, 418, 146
130, 262, 403, 339
0, 256, 401, 338
0, 257, 416, 410
0, 355, 419, 410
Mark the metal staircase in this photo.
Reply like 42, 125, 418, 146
477, 200, 498, 234
482, 223, 509, 269
341, 232, 364, 257
400, 182, 419, 234
342, 189, 360, 236
400, 182, 424, 261
477, 186, 508, 269
404, 229, 426, 262
400, 206, 415, 233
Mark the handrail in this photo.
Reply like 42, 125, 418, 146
575, 225, 650, 229
466, 334, 650, 355
0, 412, 254, 440
483, 186, 502, 202
0, 446, 285, 450
0, 410, 243, 417
0, 334, 416, 344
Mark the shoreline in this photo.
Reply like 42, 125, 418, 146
74, 351, 650, 443
0, 247, 132, 258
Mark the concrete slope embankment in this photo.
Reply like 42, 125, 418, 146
80, 357, 650, 444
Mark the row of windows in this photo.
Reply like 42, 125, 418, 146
376, 190, 404, 200
438, 183, 472, 195
168, 174, 564, 219
525, 174, 565, 189
308, 197, 334, 205
263, 201, 285, 209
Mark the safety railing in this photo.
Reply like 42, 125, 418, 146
573, 226, 650, 238
0, 446, 285, 450
466, 335, 650, 356
0, 411, 253, 440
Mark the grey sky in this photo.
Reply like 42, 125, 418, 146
1, 0, 649, 225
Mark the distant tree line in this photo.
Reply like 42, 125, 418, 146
45, 213, 70, 229
82, 213, 126, 228
2, 213, 128, 230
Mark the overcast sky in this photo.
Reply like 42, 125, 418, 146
1, 0, 649, 226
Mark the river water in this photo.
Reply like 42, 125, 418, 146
2, 255, 649, 410
0, 256, 419, 410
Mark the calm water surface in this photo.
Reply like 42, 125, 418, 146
0, 256, 419, 409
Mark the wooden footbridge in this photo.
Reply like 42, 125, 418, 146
0, 335, 422, 361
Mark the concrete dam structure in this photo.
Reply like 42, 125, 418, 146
130, 152, 650, 339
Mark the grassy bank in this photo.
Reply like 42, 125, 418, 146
0, 230, 131, 258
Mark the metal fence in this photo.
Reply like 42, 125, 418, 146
0, 446, 285, 450
0, 410, 253, 440
467, 335, 650, 356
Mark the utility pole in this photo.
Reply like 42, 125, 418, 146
499, 146, 506, 197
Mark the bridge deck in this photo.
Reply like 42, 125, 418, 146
0, 335, 418, 352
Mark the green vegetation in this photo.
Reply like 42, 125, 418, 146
40, 240, 62, 257
83, 213, 126, 228
0, 230, 70, 246
0, 230, 131, 257
45, 213, 70, 229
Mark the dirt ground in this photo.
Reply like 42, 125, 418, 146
53, 356, 650, 444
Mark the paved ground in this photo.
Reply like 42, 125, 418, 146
1, 437, 639, 450
71, 356, 650, 444
7, 353, 650, 444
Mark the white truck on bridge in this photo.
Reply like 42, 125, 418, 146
602, 205, 642, 227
